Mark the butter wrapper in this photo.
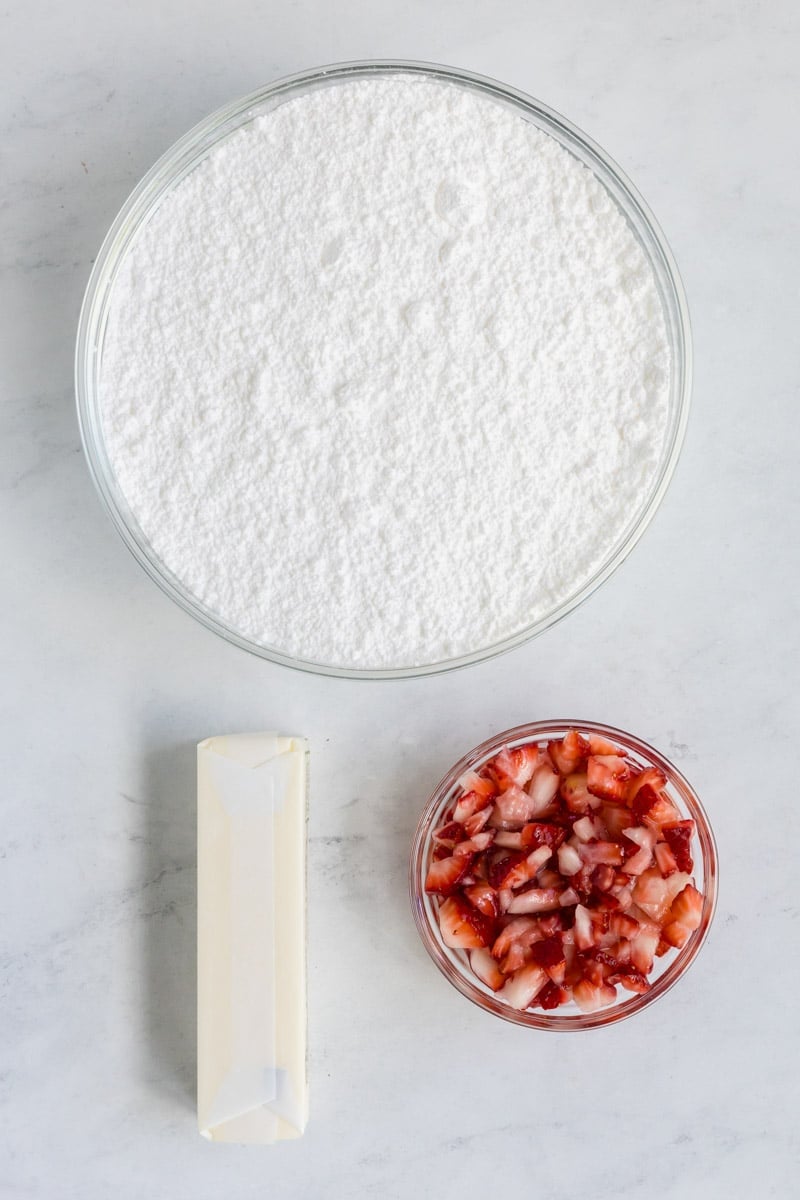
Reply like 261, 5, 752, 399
197, 733, 308, 1143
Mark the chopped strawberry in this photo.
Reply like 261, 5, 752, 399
608, 912, 640, 940
463, 883, 500, 918
573, 904, 595, 950
548, 730, 590, 775
662, 820, 695, 873
601, 802, 635, 838
631, 784, 678, 827
573, 979, 617, 1012
579, 841, 624, 867
591, 864, 616, 893
488, 850, 528, 889
612, 967, 650, 993
558, 886, 580, 906
490, 744, 541, 788
527, 762, 561, 813
438, 895, 494, 948
587, 734, 623, 756
453, 789, 492, 824
531, 935, 566, 984
626, 766, 667, 805
537, 912, 566, 936
501, 941, 533, 973
661, 921, 691, 949
432, 820, 464, 847
620, 825, 657, 875
629, 924, 660, 974
453, 830, 495, 858
537, 981, 571, 1009
457, 770, 498, 798
489, 785, 539, 829
587, 755, 630, 802
507, 887, 561, 914
469, 947, 504, 991
536, 868, 563, 889
572, 815, 597, 843
463, 807, 493, 837
425, 853, 472, 895
492, 829, 524, 849
492, 916, 540, 958
667, 883, 703, 930
503, 845, 552, 890
558, 843, 583, 876
499, 963, 548, 1010
560, 772, 594, 814
654, 841, 679, 877
520, 821, 566, 850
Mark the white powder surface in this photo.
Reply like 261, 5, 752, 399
100, 75, 670, 670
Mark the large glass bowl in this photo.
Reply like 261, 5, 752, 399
75, 60, 692, 679
409, 720, 717, 1029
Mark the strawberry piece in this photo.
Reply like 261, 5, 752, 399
573, 904, 595, 950
558, 843, 583, 876
438, 895, 494, 948
572, 816, 597, 843
503, 845, 552, 890
492, 916, 540, 958
620, 825, 657, 875
656, 937, 671, 957
463, 883, 500, 919
489, 785, 539, 829
499, 963, 548, 1010
537, 911, 566, 935
463, 807, 493, 837
662, 820, 695, 873
612, 967, 650, 993
631, 784, 676, 827
498, 887, 514, 913
493, 830, 524, 850
432, 843, 451, 861
527, 762, 561, 813
600, 802, 635, 838
488, 850, 528, 889
573, 979, 617, 1012
654, 841, 679, 877
538, 981, 571, 1009
457, 770, 498, 798
579, 841, 624, 867
519, 821, 566, 850
536, 868, 563, 889
453, 789, 492, 824
507, 887, 561, 914
531, 934, 566, 984
587, 734, 624, 756
609, 912, 640, 940
667, 882, 703, 930
629, 924, 661, 973
626, 766, 667, 805
501, 941, 533, 973
425, 853, 472, 895
560, 772, 594, 814
432, 821, 464, 847
587, 755, 630, 802
469, 947, 504, 991
661, 921, 691, 949
453, 830, 495, 857
635, 869, 692, 922
591, 864, 616, 892
548, 730, 590, 775
558, 886, 580, 906
491, 744, 541, 789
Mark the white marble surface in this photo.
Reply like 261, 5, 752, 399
2, 1, 798, 1196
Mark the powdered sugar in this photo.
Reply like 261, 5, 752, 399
100, 75, 670, 669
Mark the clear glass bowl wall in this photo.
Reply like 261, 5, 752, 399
409, 721, 717, 1029
76, 60, 692, 679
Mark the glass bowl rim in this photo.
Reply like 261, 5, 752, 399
409, 719, 718, 1030
75, 58, 693, 680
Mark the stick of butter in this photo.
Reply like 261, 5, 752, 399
197, 733, 308, 1143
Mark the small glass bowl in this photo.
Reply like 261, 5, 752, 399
76, 60, 691, 679
409, 720, 717, 1029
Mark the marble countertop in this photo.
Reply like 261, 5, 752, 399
3, 1, 798, 1196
